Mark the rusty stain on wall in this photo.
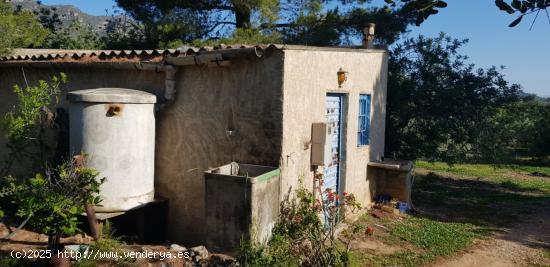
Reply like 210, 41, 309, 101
106, 104, 124, 117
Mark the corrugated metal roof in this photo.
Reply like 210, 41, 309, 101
0, 45, 281, 63
1, 49, 177, 62
0, 44, 387, 65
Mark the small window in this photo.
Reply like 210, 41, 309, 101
358, 94, 371, 146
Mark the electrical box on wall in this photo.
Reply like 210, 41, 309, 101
311, 123, 327, 166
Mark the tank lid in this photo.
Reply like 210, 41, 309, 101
67, 88, 157, 104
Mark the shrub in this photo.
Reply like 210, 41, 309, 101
1, 73, 67, 177
2, 156, 104, 250
0, 74, 105, 254
238, 174, 361, 266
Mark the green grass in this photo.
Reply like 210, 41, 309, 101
415, 161, 550, 194
349, 161, 550, 267
415, 161, 550, 227
75, 237, 136, 267
389, 218, 482, 262
350, 217, 484, 267
75, 220, 136, 267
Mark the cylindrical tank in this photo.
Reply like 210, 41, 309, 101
67, 88, 156, 212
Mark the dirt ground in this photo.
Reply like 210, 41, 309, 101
346, 201, 549, 267
2, 164, 549, 267
0, 225, 187, 266
346, 165, 550, 267
0, 224, 94, 251
431, 200, 550, 267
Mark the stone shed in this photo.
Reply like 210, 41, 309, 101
0, 43, 388, 247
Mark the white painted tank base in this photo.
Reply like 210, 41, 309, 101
68, 88, 156, 212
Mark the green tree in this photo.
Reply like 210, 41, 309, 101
2, 157, 104, 254
0, 1, 49, 56
2, 74, 67, 178
29, 3, 105, 50
114, 0, 218, 48
490, 99, 550, 159
32, 4, 62, 32
101, 13, 148, 49
44, 20, 105, 50
114, 0, 448, 47
386, 33, 521, 163
495, 0, 550, 27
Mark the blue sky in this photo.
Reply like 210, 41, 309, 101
42, 0, 117, 16
42, 0, 549, 96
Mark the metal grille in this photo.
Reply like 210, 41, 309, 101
358, 94, 371, 146
324, 94, 342, 194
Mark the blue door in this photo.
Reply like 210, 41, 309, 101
324, 94, 343, 196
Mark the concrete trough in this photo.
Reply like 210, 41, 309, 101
204, 162, 280, 252
368, 160, 414, 205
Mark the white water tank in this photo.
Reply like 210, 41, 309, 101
68, 88, 156, 212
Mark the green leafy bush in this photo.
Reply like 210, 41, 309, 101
11, 158, 104, 237
238, 174, 361, 267
0, 2, 49, 56
1, 73, 67, 177
0, 74, 105, 253
1, 73, 67, 225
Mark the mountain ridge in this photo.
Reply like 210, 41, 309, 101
6, 0, 114, 33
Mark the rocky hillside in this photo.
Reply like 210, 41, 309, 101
6, 0, 112, 32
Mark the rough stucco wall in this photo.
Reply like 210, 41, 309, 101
0, 56, 285, 245
0, 67, 165, 176
0, 47, 382, 245
0, 67, 165, 99
155, 52, 284, 244
280, 49, 388, 208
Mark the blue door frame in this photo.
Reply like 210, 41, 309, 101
323, 93, 344, 197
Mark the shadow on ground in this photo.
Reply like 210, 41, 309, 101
411, 171, 550, 250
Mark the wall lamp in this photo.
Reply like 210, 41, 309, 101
337, 68, 348, 88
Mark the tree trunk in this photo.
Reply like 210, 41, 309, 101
234, 5, 252, 29
73, 154, 101, 240
47, 235, 61, 254
48, 235, 70, 267
85, 204, 101, 240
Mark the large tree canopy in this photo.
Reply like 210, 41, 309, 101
386, 33, 522, 163
0, 1, 49, 56
114, 0, 448, 48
